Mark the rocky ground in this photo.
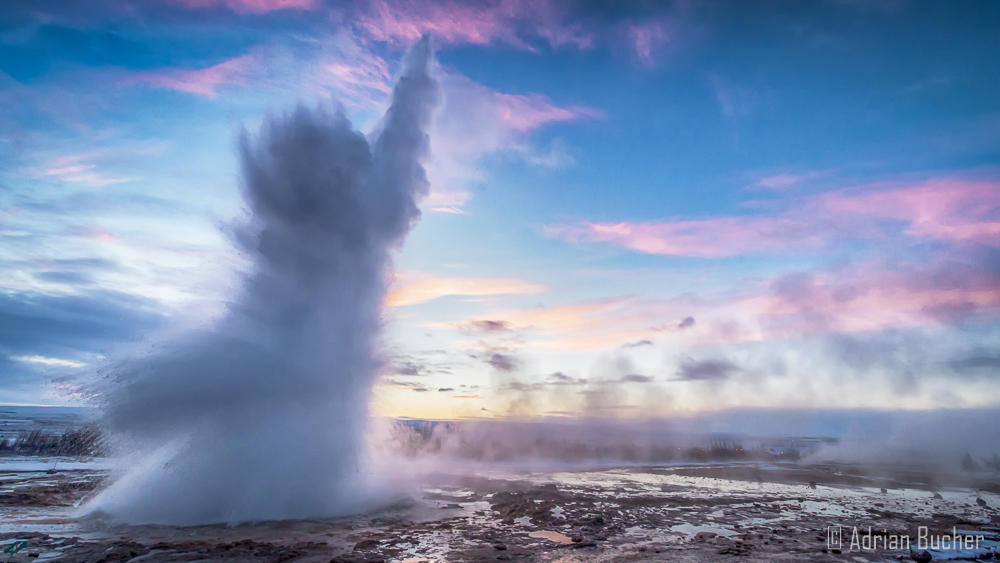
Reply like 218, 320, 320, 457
1, 462, 998, 562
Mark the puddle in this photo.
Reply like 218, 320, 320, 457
528, 531, 574, 544
669, 523, 740, 538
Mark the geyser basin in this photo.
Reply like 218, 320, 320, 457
84, 36, 439, 525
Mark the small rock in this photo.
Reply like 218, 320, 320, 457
492, 544, 507, 551
976, 498, 988, 507
932, 492, 943, 500
353, 540, 379, 551
910, 548, 932, 563
808, 481, 817, 489
881, 488, 888, 494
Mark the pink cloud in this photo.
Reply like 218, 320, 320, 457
738, 260, 1000, 339
355, 0, 594, 50
548, 216, 826, 258
34, 154, 135, 186
387, 274, 546, 306
169, 0, 319, 14
494, 92, 600, 133
626, 21, 671, 66
549, 177, 1000, 257
127, 55, 254, 98
814, 178, 1000, 245
317, 48, 393, 108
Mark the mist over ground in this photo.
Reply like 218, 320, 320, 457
372, 407, 1000, 470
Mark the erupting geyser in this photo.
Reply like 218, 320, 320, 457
84, 37, 439, 525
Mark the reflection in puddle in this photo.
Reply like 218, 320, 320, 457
669, 523, 739, 537
529, 531, 574, 544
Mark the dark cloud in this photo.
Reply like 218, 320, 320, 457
387, 361, 422, 376
385, 350, 467, 376
488, 353, 517, 371
383, 379, 429, 392
620, 373, 653, 383
675, 359, 740, 381
0, 289, 165, 396
621, 339, 652, 348
0, 290, 164, 358
949, 355, 1000, 372
677, 316, 695, 329
438, 387, 454, 392
547, 371, 588, 385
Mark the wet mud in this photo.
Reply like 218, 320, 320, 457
2, 462, 998, 562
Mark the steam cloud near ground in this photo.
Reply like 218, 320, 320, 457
371, 407, 1000, 476
83, 37, 438, 525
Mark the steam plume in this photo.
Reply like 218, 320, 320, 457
84, 36, 438, 525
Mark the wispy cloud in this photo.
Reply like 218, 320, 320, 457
707, 72, 756, 119
494, 92, 600, 133
428, 73, 600, 213
626, 21, 671, 66
64, 225, 122, 244
751, 171, 826, 191
674, 358, 739, 381
168, 0, 319, 14
13, 355, 87, 368
449, 294, 700, 351
387, 273, 546, 307
548, 177, 1000, 257
126, 55, 254, 98
29, 154, 136, 187
354, 0, 594, 50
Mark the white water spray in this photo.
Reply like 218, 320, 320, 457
85, 37, 438, 525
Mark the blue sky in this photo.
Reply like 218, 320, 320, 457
1, 0, 998, 416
